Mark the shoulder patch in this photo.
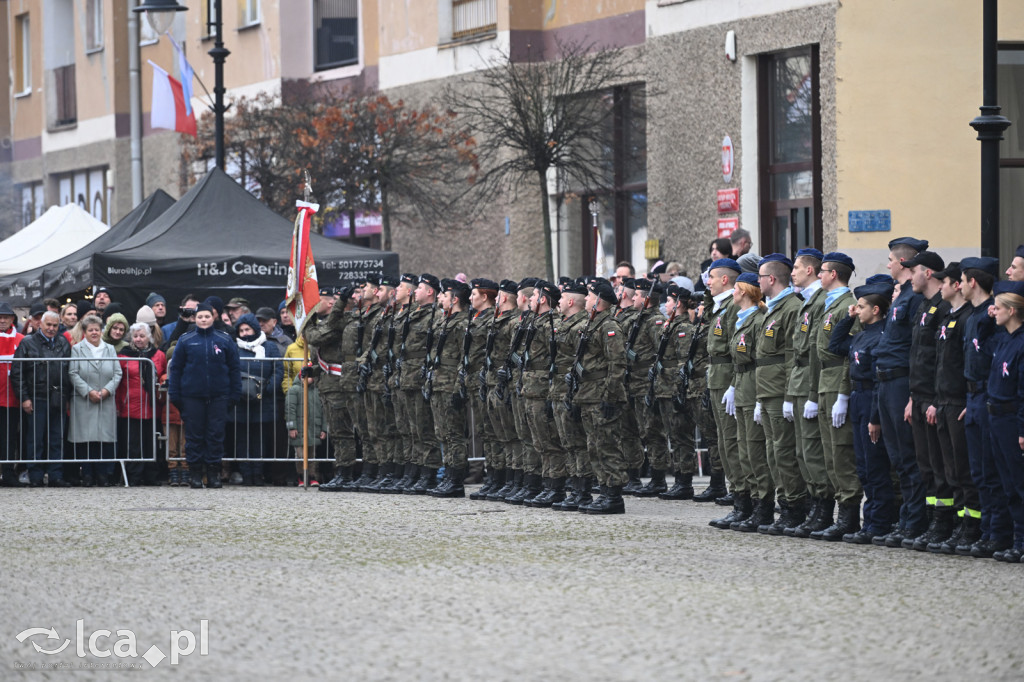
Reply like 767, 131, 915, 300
607, 330, 616, 336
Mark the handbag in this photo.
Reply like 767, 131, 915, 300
240, 373, 265, 401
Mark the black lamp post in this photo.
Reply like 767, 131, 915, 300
134, 0, 230, 171
969, 0, 1012, 259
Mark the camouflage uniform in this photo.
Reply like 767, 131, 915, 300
428, 309, 469, 471
521, 310, 564, 479
550, 309, 592, 479
305, 304, 360, 468
480, 308, 519, 473
392, 302, 441, 469
650, 313, 697, 476
614, 306, 645, 472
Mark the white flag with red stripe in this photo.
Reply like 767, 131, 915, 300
286, 201, 320, 335
148, 60, 196, 136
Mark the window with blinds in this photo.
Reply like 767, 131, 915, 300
315, 0, 359, 70
452, 0, 496, 40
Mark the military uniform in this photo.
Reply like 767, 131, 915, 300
615, 303, 645, 489
521, 305, 564, 506
461, 302, 495, 490
625, 291, 670, 496
730, 301, 771, 531
427, 300, 470, 496
685, 307, 724, 501
358, 298, 401, 491
707, 291, 742, 495
550, 304, 593, 510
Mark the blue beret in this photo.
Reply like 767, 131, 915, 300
822, 252, 855, 269
709, 258, 742, 274
758, 253, 793, 269
795, 248, 824, 261
993, 281, 1024, 297
736, 272, 760, 287
960, 257, 1000, 277
865, 274, 894, 285
854, 281, 895, 300
888, 237, 929, 252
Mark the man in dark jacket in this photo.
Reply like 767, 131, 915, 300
12, 311, 71, 487
168, 303, 241, 489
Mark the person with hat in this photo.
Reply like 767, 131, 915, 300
472, 278, 521, 500
1006, 245, 1024, 282
569, 278, 629, 514
427, 279, 472, 498
612, 276, 646, 494
0, 301, 25, 486
706, 259, 753, 528
146, 292, 168, 327
255, 306, 292, 355
985, 281, 1024, 562
224, 297, 252, 326
956, 257, 1013, 557
21, 302, 46, 336
753, 254, 811, 534
805, 252, 863, 540
93, 287, 111, 314
869, 237, 931, 547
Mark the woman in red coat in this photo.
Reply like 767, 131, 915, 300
116, 322, 167, 485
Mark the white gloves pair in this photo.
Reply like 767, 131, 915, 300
722, 386, 736, 417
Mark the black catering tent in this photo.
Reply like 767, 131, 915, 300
0, 189, 176, 307
92, 169, 399, 313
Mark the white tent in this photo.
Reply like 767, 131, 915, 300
0, 204, 109, 276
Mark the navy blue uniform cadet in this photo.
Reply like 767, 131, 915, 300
957, 256, 1012, 557
829, 275, 896, 544
870, 237, 929, 547
168, 303, 242, 489
985, 280, 1024, 563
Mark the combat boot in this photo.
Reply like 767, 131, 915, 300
815, 502, 861, 541
472, 468, 504, 500
430, 469, 454, 496
505, 470, 527, 501
508, 473, 542, 505
529, 477, 566, 508
585, 485, 625, 515
622, 469, 643, 495
633, 469, 668, 497
409, 467, 438, 494
320, 466, 352, 492
351, 462, 377, 490
784, 498, 818, 537
693, 471, 727, 502
575, 478, 595, 512
953, 517, 983, 556
659, 473, 694, 500
431, 468, 466, 498
969, 536, 1011, 558
488, 469, 519, 501
523, 477, 549, 506
914, 507, 956, 551
932, 515, 967, 554
993, 538, 1024, 563
714, 492, 734, 506
188, 466, 205, 489
761, 499, 807, 536
362, 462, 394, 493
552, 477, 577, 511
710, 492, 751, 529
734, 497, 773, 532
381, 463, 414, 494
797, 498, 835, 539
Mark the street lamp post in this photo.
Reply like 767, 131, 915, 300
134, 0, 230, 171
969, 0, 1012, 259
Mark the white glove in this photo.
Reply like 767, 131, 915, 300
803, 400, 819, 420
722, 386, 736, 417
753, 402, 763, 424
831, 394, 850, 429
782, 401, 795, 422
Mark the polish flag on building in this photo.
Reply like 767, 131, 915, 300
286, 201, 321, 336
148, 60, 196, 136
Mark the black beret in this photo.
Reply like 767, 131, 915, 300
400, 273, 419, 286
589, 279, 617, 304
498, 279, 519, 295
518, 277, 538, 291
557, 276, 573, 288
419, 274, 441, 292
562, 281, 588, 296
471, 278, 499, 292
536, 280, 561, 304
379, 275, 400, 288
633, 278, 653, 291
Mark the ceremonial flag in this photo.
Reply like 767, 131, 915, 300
148, 60, 196, 136
168, 34, 195, 116
286, 201, 320, 335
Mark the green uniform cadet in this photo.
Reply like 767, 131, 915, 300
650, 303, 697, 481
756, 285, 809, 512
359, 294, 403, 489
460, 298, 494, 479
625, 286, 670, 479
615, 304, 645, 478
809, 280, 863, 510
707, 289, 743, 495
428, 305, 469, 480
731, 300, 770, 504
385, 300, 413, 470
550, 306, 592, 484
391, 292, 442, 477
305, 300, 358, 476
355, 302, 383, 469
521, 301, 564, 502
685, 306, 722, 483
788, 280, 833, 504
510, 307, 536, 478
477, 296, 519, 480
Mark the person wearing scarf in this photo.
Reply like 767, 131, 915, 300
69, 315, 122, 487
117, 323, 168, 486
230, 313, 283, 486
102, 313, 130, 353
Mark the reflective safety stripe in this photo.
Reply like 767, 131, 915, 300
934, 497, 955, 507
964, 508, 982, 519
925, 496, 936, 507
957, 509, 965, 518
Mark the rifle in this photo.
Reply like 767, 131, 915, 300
356, 294, 395, 393
645, 303, 679, 409
675, 305, 707, 412
422, 306, 454, 402
516, 306, 538, 397
355, 300, 367, 357
547, 307, 558, 387
495, 310, 532, 403
478, 311, 501, 402
418, 301, 439, 382
563, 303, 599, 411
457, 310, 482, 404
393, 302, 416, 391
624, 284, 652, 388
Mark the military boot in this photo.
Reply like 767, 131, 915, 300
585, 485, 626, 515
714, 492, 734, 506
381, 463, 414, 494
529, 477, 566, 508
409, 467, 438, 495
622, 469, 643, 495
969, 536, 1012, 558
659, 473, 694, 500
784, 498, 817, 537
815, 502, 861, 541
206, 464, 223, 488
795, 498, 835, 538
915, 507, 956, 551
472, 468, 504, 500
632, 469, 667, 497
574, 478, 595, 512
761, 499, 808, 536
552, 477, 577, 511
693, 471, 727, 502
953, 516, 984, 556
320, 466, 352, 492
362, 462, 394, 493
993, 538, 1024, 563
430, 468, 454, 496
710, 492, 751, 529
735, 497, 773, 532
523, 478, 549, 507
351, 462, 377, 491
932, 514, 967, 554
188, 465, 205, 489
431, 468, 466, 498
508, 473, 542, 505
488, 469, 519, 501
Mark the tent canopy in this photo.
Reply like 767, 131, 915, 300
0, 190, 175, 307
0, 204, 109, 277
93, 169, 399, 314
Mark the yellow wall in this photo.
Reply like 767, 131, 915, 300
11, 0, 42, 142
509, 0, 643, 31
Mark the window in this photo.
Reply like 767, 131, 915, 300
201, 0, 217, 37
452, 0, 496, 40
315, 0, 358, 70
999, 45, 1024, 267
53, 64, 77, 127
15, 14, 30, 95
758, 46, 822, 258
18, 181, 45, 228
238, 0, 260, 27
85, 0, 103, 52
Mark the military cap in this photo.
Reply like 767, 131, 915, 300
0, 301, 15, 317
439, 278, 455, 292
633, 278, 653, 291
557, 276, 573, 288
335, 286, 354, 302
931, 261, 962, 282
419, 273, 441, 292
993, 280, 1024, 297
450, 280, 471, 297
854, 280, 895, 300
498, 279, 519, 295
960, 257, 1000, 277
865, 273, 894, 285
621, 277, 636, 290
795, 248, 824, 262
888, 237, 929, 252
365, 274, 381, 286
563, 281, 588, 296
589, 279, 618, 304
708, 258, 742, 274
400, 273, 419, 286
664, 283, 681, 299
1016, 244, 1024, 260
822, 252, 855, 269
225, 296, 251, 309
379, 275, 400, 288
758, 253, 793, 269
471, 278, 499, 292
736, 272, 760, 287
518, 277, 539, 291
536, 280, 561, 304
903, 250, 944, 272
318, 287, 333, 297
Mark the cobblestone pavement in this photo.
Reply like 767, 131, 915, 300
3, 478, 1023, 681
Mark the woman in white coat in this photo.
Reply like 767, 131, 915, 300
70, 315, 122, 486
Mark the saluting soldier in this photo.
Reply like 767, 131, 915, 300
357, 275, 401, 492
427, 279, 471, 497
754, 254, 810, 535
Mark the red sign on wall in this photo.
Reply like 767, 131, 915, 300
717, 188, 739, 214
717, 218, 739, 238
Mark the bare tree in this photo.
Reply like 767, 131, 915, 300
447, 39, 642, 280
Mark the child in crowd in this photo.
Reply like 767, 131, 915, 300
286, 366, 326, 486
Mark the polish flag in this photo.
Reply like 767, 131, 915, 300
148, 60, 196, 136
286, 201, 321, 336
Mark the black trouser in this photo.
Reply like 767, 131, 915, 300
935, 402, 979, 513
909, 395, 952, 508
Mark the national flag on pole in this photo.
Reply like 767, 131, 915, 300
148, 60, 197, 136
167, 34, 195, 117
286, 201, 321, 336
